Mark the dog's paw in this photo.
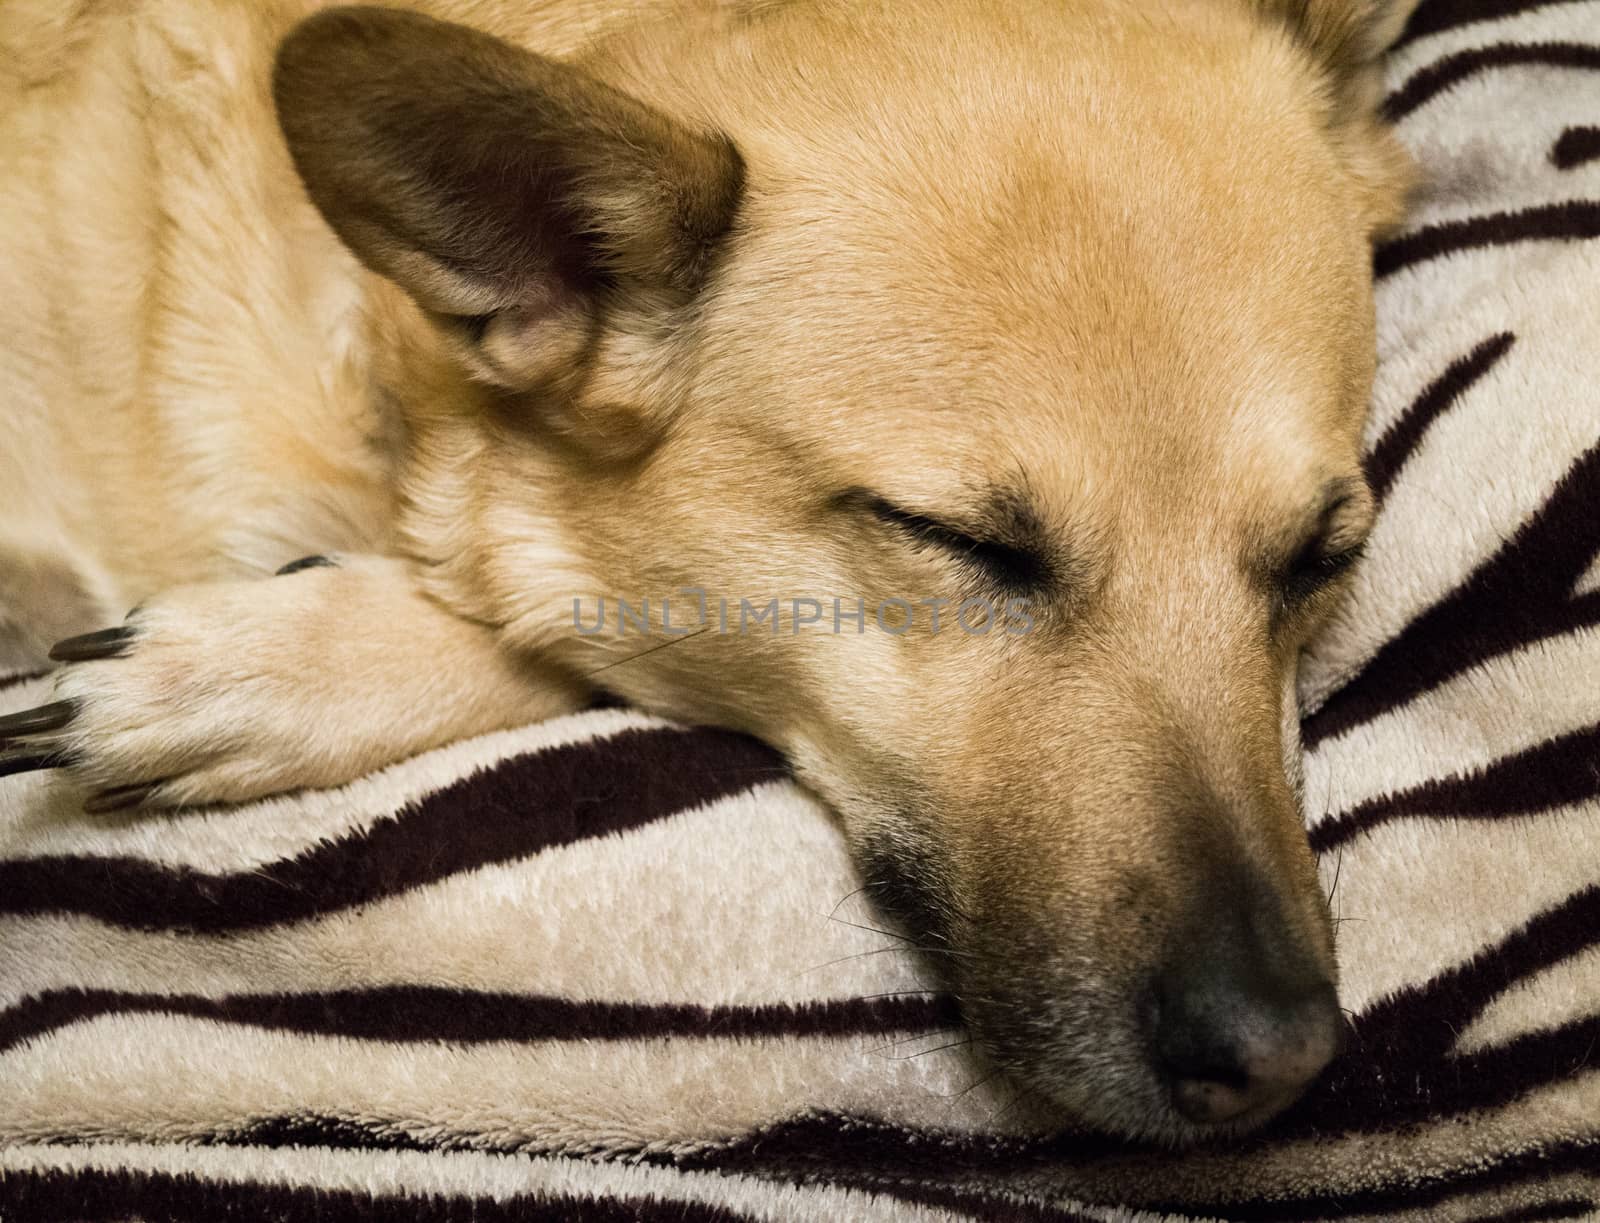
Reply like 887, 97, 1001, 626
0, 559, 370, 811
0, 555, 580, 814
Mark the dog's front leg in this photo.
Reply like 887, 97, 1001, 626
0, 556, 587, 811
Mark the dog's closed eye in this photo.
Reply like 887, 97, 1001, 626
865, 497, 1050, 592
1281, 538, 1366, 604
1276, 481, 1372, 610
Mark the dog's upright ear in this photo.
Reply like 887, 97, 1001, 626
1251, 0, 1419, 233
273, 6, 743, 391
1253, 0, 1419, 97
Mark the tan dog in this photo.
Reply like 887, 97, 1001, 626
0, 0, 1413, 1142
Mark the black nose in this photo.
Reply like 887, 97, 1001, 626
1150, 903, 1341, 1126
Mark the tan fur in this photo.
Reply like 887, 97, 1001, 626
0, 0, 1415, 1142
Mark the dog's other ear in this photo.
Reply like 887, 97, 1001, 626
1253, 0, 1420, 97
273, 6, 743, 387
1251, 0, 1418, 234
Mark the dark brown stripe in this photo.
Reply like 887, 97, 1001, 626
1374, 200, 1600, 278
214, 1114, 460, 1153
1308, 721, 1600, 852
204, 1117, 1100, 1223
0, 986, 957, 1056
1303, 440, 1600, 750
1278, 884, 1600, 1135
0, 669, 49, 694
1364, 332, 1515, 504
0, 1167, 758, 1223
1148, 1141, 1600, 1221
670, 1111, 1133, 1192
0, 725, 786, 933
668, 1109, 1600, 1223
1463, 1198, 1597, 1223
876, 1184, 1112, 1223
216, 1120, 1100, 1216
1309, 1000, 1600, 1137
1553, 126, 1600, 169
1385, 42, 1600, 121
1395, 0, 1592, 50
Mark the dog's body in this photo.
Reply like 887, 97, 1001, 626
1, 0, 1413, 1141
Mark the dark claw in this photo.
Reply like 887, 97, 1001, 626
276, 555, 336, 576
0, 699, 78, 740
0, 748, 70, 778
50, 626, 136, 663
83, 782, 161, 815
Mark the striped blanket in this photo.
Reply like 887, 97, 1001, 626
3, 0, 1599, 1217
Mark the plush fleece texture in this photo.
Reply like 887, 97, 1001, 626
3, 0, 1600, 1217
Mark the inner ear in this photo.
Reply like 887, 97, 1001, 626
272, 6, 743, 364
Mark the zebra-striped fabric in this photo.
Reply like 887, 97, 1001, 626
3, 0, 1599, 1217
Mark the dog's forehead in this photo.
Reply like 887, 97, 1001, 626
686, 0, 1375, 534
712, 181, 1366, 527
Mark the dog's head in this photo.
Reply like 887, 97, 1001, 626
276, 0, 1412, 1142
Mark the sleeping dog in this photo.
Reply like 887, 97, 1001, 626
0, 0, 1414, 1142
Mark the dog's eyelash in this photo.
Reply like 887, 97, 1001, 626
868, 499, 1048, 591
1283, 541, 1366, 602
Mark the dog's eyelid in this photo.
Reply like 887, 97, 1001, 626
1275, 477, 1373, 590
867, 498, 971, 540
861, 495, 1051, 590
1291, 515, 1369, 566
1279, 532, 1367, 606
1299, 536, 1366, 570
